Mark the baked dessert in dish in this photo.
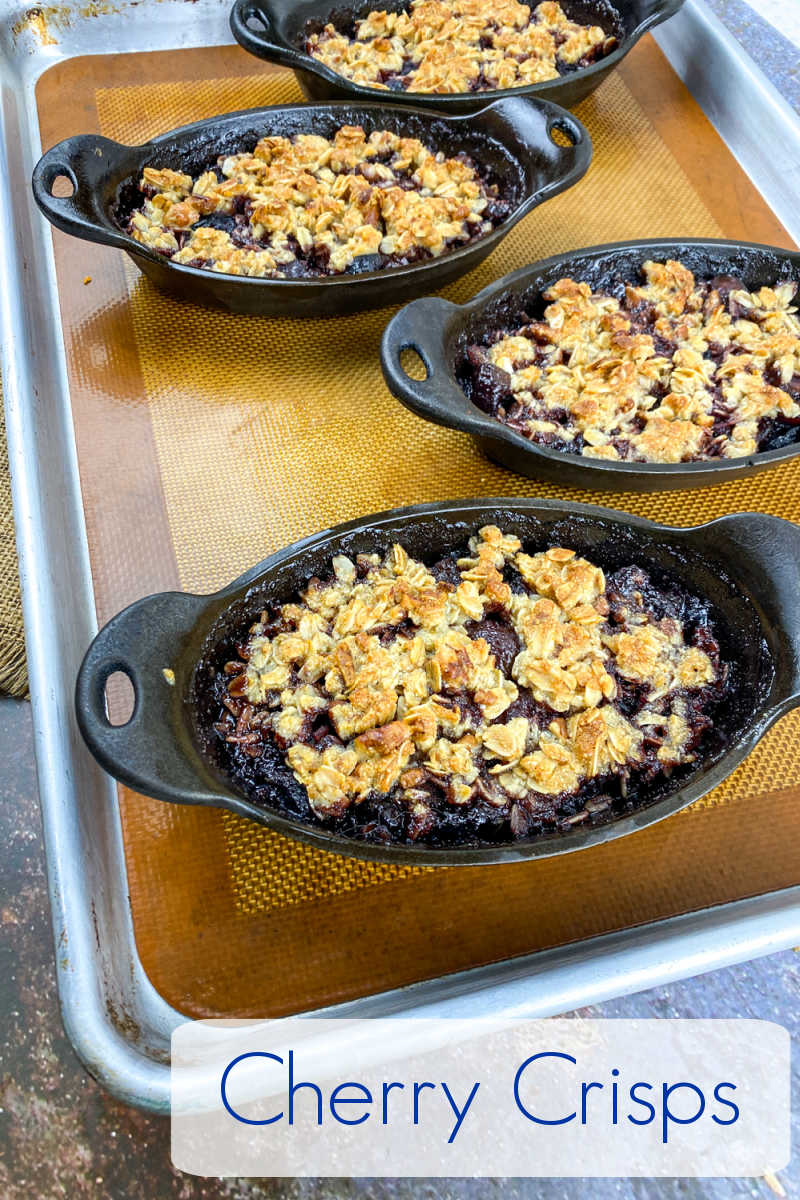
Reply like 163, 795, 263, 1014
460, 259, 800, 463
305, 0, 619, 93
210, 525, 728, 846
125, 125, 510, 278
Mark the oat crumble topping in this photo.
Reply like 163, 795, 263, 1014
462, 260, 800, 463
124, 126, 509, 278
305, 0, 617, 93
211, 527, 726, 846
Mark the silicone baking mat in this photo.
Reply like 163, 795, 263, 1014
37, 38, 800, 1018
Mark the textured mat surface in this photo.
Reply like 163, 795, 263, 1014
36, 39, 800, 1016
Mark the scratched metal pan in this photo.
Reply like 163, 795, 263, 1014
9, 0, 799, 1113
230, 0, 685, 114
75, 497, 800, 867
380, 238, 800, 491
30, 97, 590, 318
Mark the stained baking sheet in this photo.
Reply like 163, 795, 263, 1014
2, 0, 800, 1110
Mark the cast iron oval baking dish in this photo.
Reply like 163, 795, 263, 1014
381, 238, 800, 491
75, 497, 800, 867
31, 97, 590, 318
230, 0, 685, 114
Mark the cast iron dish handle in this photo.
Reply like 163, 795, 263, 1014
380, 296, 478, 430
230, 0, 309, 71
527, 108, 591, 207
32, 135, 139, 253
448, 97, 591, 214
75, 591, 213, 803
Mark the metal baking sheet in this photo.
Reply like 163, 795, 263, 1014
1, 0, 799, 1112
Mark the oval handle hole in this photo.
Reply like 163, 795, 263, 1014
549, 121, 576, 148
50, 173, 75, 198
245, 12, 268, 32
104, 669, 136, 727
399, 346, 429, 381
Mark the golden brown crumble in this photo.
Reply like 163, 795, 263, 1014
305, 0, 616, 93
215, 527, 723, 842
464, 259, 800, 463
126, 126, 505, 278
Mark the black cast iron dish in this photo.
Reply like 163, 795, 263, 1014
76, 498, 800, 867
230, 0, 685, 114
381, 238, 800, 491
31, 98, 590, 318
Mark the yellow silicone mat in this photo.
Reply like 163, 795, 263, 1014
36, 38, 800, 1016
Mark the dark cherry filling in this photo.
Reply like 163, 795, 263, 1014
460, 270, 800, 461
463, 616, 521, 675
304, 11, 618, 92
204, 545, 729, 849
125, 144, 509, 279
